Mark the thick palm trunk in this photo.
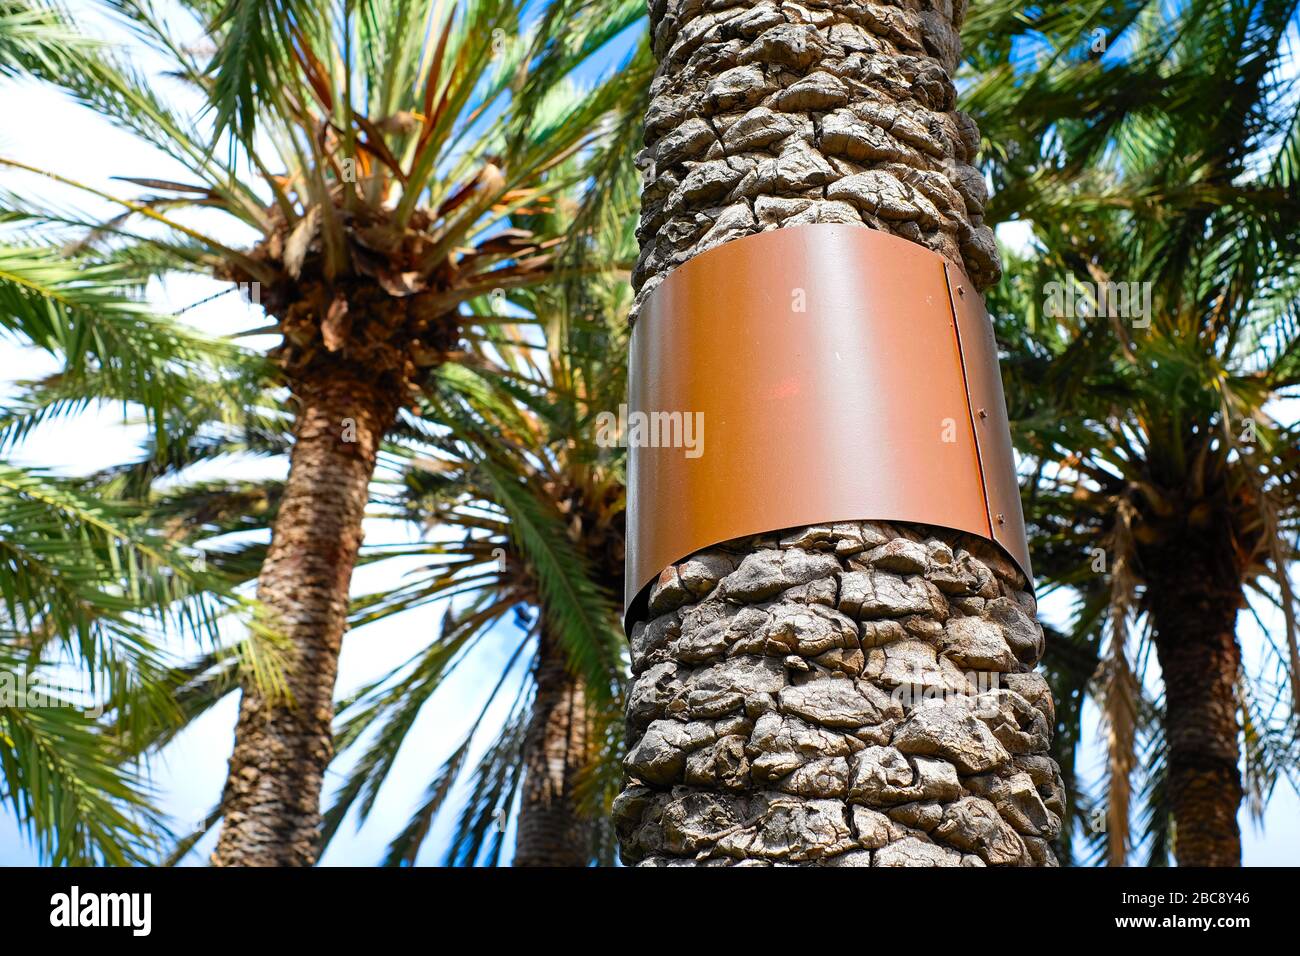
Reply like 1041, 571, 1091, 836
614, 0, 1062, 865
513, 633, 593, 866
212, 373, 397, 866
1145, 537, 1244, 866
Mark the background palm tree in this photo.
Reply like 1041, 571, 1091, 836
68, 170, 641, 865
966, 0, 1300, 865
2, 0, 645, 864
327, 290, 632, 865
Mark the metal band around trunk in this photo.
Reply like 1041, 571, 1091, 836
625, 224, 1030, 628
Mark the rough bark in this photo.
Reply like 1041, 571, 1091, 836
615, 525, 1064, 865
631, 0, 1000, 321
1144, 533, 1244, 867
617, 0, 1061, 866
212, 373, 398, 867
514, 633, 594, 867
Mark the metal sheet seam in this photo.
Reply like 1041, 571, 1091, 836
944, 261, 996, 545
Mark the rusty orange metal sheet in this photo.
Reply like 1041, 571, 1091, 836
625, 224, 1031, 623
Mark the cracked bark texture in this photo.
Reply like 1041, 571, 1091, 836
212, 374, 397, 866
630, 0, 1001, 322
617, 0, 1061, 866
615, 525, 1064, 866
514, 633, 594, 866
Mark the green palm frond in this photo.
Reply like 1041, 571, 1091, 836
203, 0, 316, 146
0, 674, 166, 866
0, 462, 238, 865
452, 432, 622, 703
433, 690, 529, 867
0, 245, 253, 442
0, 463, 229, 665
0, 0, 95, 76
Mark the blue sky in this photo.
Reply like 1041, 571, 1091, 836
1, 0, 1296, 867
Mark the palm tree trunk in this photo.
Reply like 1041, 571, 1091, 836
614, 0, 1062, 866
212, 373, 397, 867
1145, 538, 1244, 866
513, 633, 593, 866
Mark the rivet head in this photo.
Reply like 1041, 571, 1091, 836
996, 513, 1005, 524
977, 408, 988, 419
957, 285, 966, 297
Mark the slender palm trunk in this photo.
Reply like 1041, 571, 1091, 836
614, 0, 1062, 865
212, 372, 397, 866
1145, 534, 1244, 866
513, 633, 593, 866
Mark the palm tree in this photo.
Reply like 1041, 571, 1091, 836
1, 0, 645, 864
94, 176, 641, 865
0, 0, 86, 74
309, 187, 638, 866
613, 0, 1063, 866
968, 0, 1300, 865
